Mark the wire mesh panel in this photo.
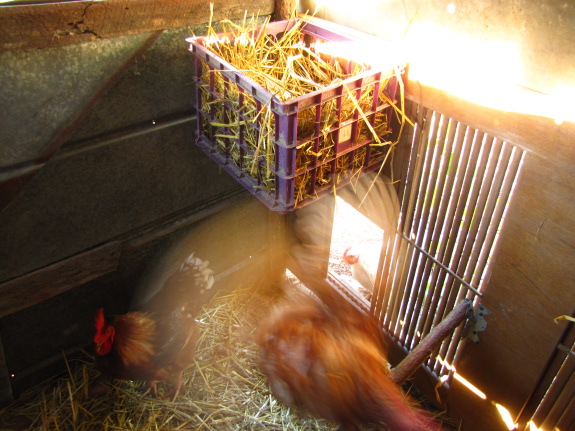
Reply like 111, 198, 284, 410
372, 101, 526, 380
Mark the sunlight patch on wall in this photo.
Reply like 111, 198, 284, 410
436, 356, 555, 431
436, 355, 486, 400
314, 39, 403, 71
312, 1, 575, 124
405, 21, 524, 93
495, 403, 519, 430
406, 22, 575, 124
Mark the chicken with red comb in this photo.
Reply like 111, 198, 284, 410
91, 253, 213, 400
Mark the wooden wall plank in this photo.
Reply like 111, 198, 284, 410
405, 80, 575, 170
0, 241, 121, 318
0, 30, 161, 211
0, 0, 275, 51
517, 312, 575, 425
0, 335, 12, 404
0, 189, 247, 319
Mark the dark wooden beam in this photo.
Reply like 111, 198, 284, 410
0, 335, 12, 405
0, 167, 42, 210
0, 188, 246, 318
0, 0, 275, 51
0, 241, 121, 319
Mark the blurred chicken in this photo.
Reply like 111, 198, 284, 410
339, 173, 401, 295
256, 280, 441, 431
265, 172, 438, 430
92, 253, 214, 400
342, 243, 382, 293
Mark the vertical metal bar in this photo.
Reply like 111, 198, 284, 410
377, 230, 405, 328
426, 124, 476, 314
372, 225, 395, 315
370, 98, 416, 319
460, 140, 511, 285
406, 117, 457, 349
433, 135, 500, 374
429, 129, 486, 376
394, 110, 439, 339
471, 146, 525, 287
406, 112, 454, 347
435, 129, 484, 276
418, 122, 469, 345
455, 137, 503, 280
437, 134, 494, 300
238, 90, 246, 169
437, 140, 527, 376
403, 113, 450, 347
385, 107, 429, 334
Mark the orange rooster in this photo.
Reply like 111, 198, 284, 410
257, 280, 442, 431
92, 253, 214, 400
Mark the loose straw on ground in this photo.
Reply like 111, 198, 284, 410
0, 284, 341, 431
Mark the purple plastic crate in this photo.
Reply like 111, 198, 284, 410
187, 18, 400, 213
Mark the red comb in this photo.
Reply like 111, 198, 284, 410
94, 308, 106, 330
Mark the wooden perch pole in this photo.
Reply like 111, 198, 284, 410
390, 299, 474, 385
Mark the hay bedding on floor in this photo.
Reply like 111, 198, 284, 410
0, 282, 348, 431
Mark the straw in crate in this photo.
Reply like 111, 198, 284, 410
187, 16, 402, 213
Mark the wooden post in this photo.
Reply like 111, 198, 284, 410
0, 333, 13, 405
273, 0, 297, 21
390, 299, 473, 385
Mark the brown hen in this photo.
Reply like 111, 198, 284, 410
257, 282, 442, 431
92, 253, 214, 400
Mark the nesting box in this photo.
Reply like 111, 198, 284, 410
187, 18, 400, 213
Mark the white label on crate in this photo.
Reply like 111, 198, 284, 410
339, 124, 352, 143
